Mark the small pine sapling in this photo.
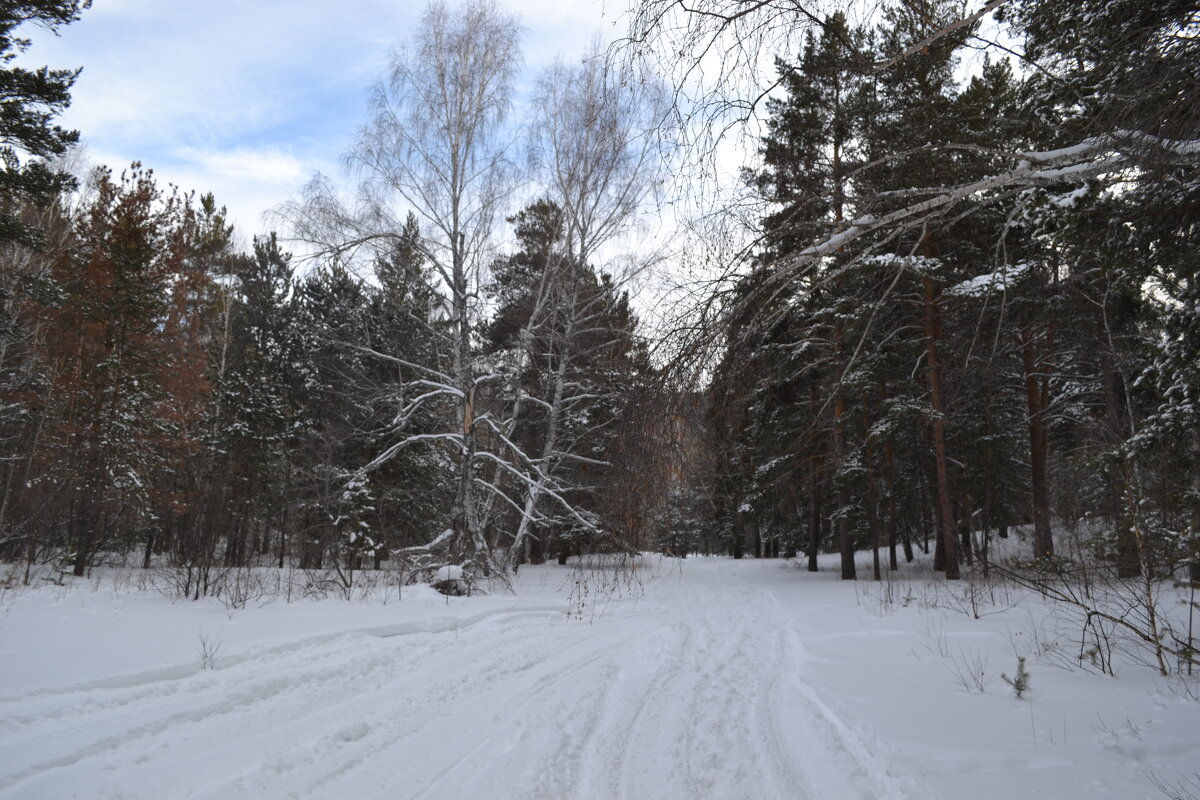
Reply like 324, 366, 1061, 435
1001, 656, 1030, 699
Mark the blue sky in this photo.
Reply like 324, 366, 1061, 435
23, 0, 624, 242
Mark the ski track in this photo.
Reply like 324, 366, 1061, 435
1, 563, 919, 800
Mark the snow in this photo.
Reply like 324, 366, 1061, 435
947, 262, 1029, 297
1021, 138, 1106, 164
1112, 130, 1200, 158
1050, 186, 1089, 208
433, 564, 463, 583
1, 554, 1197, 799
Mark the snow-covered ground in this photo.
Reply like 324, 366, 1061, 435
1, 554, 1197, 799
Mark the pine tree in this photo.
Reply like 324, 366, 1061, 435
485, 200, 651, 567
0, 0, 89, 249
40, 165, 195, 575
364, 215, 452, 560
204, 233, 299, 572
0, 1, 88, 569
730, 11, 872, 577
290, 263, 375, 570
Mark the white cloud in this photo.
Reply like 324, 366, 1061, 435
18, 0, 625, 246
174, 146, 307, 185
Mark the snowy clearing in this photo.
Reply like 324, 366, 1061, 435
2, 555, 1198, 799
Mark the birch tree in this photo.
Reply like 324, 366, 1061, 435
492, 50, 665, 568
486, 202, 651, 568
343, 0, 522, 574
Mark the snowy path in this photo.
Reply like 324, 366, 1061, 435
0, 559, 915, 800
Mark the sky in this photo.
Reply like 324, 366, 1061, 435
21, 0, 629, 244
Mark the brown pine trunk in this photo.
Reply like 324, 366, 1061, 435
1102, 347, 1138, 577
808, 457, 821, 572
863, 391, 882, 580
834, 321, 856, 580
924, 276, 959, 579
808, 388, 822, 572
1020, 325, 1054, 559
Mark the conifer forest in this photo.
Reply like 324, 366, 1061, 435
1, 1, 1199, 798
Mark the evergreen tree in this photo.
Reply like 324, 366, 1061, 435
204, 233, 299, 572
40, 165, 195, 575
0, 0, 89, 249
364, 215, 452, 560
727, 12, 873, 577
485, 200, 652, 566
290, 263, 375, 570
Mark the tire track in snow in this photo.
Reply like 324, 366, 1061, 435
749, 566, 925, 800
0, 637, 407, 794
2, 561, 927, 800
196, 611, 629, 799
0, 605, 572, 799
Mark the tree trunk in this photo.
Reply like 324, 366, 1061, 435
1020, 324, 1054, 559
933, 473, 945, 572
445, 223, 485, 569
808, 463, 821, 572
920, 481, 932, 556
731, 488, 745, 559
808, 389, 822, 572
822, 503, 833, 563
885, 441, 899, 571
507, 324, 572, 571
1102, 347, 1139, 577
959, 489, 974, 567
863, 391, 882, 580
1191, 430, 1200, 584
834, 324, 855, 580
923, 275, 959, 579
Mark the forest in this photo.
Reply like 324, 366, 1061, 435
1, 1, 1199, 798
0, 0, 1196, 619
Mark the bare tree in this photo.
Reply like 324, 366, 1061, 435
530, 44, 668, 269
496, 49, 669, 568
344, 0, 524, 573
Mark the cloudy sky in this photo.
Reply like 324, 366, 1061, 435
23, 0, 627, 241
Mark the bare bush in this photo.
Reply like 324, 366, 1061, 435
946, 646, 991, 695
1148, 772, 1200, 800
198, 629, 223, 670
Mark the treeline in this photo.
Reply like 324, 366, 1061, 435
4, 0, 1197, 590
663, 0, 1200, 581
0, 166, 663, 586
0, 1, 677, 591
